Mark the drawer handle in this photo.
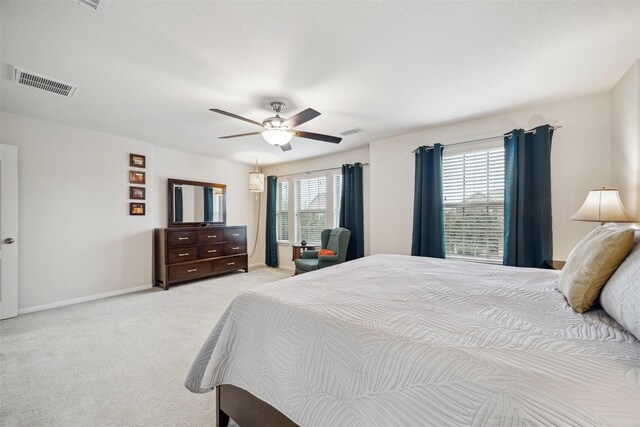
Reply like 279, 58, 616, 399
232, 233, 240, 237
208, 250, 217, 253
208, 235, 216, 238
227, 262, 235, 266
187, 268, 197, 273
178, 253, 189, 257
231, 246, 240, 250
178, 237, 189, 241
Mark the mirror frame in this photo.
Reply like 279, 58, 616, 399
168, 178, 227, 228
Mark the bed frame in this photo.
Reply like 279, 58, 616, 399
216, 384, 299, 427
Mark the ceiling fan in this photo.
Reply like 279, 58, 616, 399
210, 101, 342, 151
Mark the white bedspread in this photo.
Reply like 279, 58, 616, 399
185, 255, 640, 426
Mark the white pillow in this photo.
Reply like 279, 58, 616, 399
599, 226, 640, 339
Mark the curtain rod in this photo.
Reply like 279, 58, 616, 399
411, 125, 562, 153
274, 162, 369, 178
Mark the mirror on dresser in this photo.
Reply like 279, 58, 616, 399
168, 178, 226, 227
156, 178, 247, 290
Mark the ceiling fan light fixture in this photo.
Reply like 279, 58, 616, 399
212, 103, 341, 149
261, 129, 293, 146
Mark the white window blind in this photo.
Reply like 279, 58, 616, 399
443, 147, 505, 263
294, 176, 327, 243
333, 174, 342, 228
276, 180, 289, 241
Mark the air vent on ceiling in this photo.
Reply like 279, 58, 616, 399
13, 67, 78, 98
340, 127, 365, 136
77, 0, 105, 11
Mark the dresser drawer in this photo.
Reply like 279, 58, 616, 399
224, 228, 246, 242
198, 230, 224, 244
168, 260, 213, 282
167, 230, 198, 247
214, 255, 247, 272
224, 242, 246, 255
167, 246, 198, 264
199, 244, 223, 258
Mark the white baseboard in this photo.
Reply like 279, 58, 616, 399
18, 284, 154, 315
18, 264, 278, 315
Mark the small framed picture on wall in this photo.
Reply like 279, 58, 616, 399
129, 170, 146, 184
130, 153, 146, 168
130, 203, 145, 216
130, 186, 146, 200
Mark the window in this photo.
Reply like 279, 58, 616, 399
295, 176, 327, 243
276, 180, 289, 241
275, 173, 342, 244
333, 173, 342, 228
443, 147, 505, 263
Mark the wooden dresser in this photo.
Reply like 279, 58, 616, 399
155, 226, 248, 289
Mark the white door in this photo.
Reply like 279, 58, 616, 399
0, 145, 18, 319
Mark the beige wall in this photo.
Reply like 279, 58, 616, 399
610, 60, 640, 218
370, 92, 612, 260
1, 112, 154, 311
259, 148, 370, 270
1, 112, 259, 312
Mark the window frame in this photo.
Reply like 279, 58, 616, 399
333, 172, 343, 230
293, 172, 328, 245
275, 171, 342, 245
442, 139, 505, 264
275, 180, 289, 242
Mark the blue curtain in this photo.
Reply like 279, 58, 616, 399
203, 187, 213, 222
503, 125, 553, 268
174, 186, 183, 222
339, 163, 364, 261
265, 176, 278, 267
411, 144, 445, 258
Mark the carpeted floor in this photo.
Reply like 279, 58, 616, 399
0, 267, 290, 427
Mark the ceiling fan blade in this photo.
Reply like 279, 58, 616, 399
279, 142, 293, 152
219, 132, 262, 139
210, 109, 264, 127
284, 108, 320, 128
294, 131, 342, 144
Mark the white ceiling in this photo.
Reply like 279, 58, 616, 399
1, 1, 638, 165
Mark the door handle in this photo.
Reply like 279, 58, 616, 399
4, 238, 14, 244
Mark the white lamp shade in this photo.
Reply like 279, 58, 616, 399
571, 188, 636, 223
249, 172, 264, 192
261, 129, 293, 146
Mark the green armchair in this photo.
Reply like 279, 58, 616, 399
294, 228, 351, 274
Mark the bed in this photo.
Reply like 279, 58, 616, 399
185, 254, 640, 426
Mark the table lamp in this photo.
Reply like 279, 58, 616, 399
571, 188, 637, 225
